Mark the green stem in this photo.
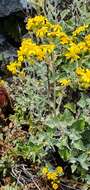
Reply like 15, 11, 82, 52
52, 63, 56, 116
46, 64, 50, 108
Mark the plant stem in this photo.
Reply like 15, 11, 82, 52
52, 63, 56, 116
46, 64, 50, 109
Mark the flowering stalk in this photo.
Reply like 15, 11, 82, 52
51, 55, 56, 116
46, 63, 51, 111
53, 65, 56, 117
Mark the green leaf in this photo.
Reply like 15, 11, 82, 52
72, 119, 85, 132
59, 148, 71, 160
71, 164, 77, 173
60, 110, 74, 125
57, 136, 69, 148
78, 154, 89, 170
77, 95, 87, 108
64, 103, 76, 113
85, 174, 90, 185
73, 140, 85, 150
61, 9, 70, 19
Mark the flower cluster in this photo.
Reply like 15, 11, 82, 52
7, 15, 90, 90
17, 38, 55, 62
65, 42, 80, 62
42, 166, 63, 190
26, 15, 62, 38
26, 15, 51, 32
76, 67, 90, 88
7, 61, 21, 75
85, 34, 90, 51
26, 15, 70, 45
72, 25, 88, 36
65, 33, 90, 62
78, 41, 88, 52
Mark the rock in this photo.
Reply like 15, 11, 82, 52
0, 34, 17, 80
0, 34, 17, 56
0, 34, 5, 46
0, 0, 27, 17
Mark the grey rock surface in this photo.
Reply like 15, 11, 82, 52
0, 34, 17, 59
0, 0, 27, 17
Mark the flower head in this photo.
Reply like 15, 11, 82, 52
36, 26, 48, 38
47, 171, 58, 180
59, 79, 71, 87
65, 43, 80, 62
59, 32, 70, 44
26, 15, 50, 32
42, 167, 48, 175
73, 25, 88, 36
7, 61, 21, 74
56, 166, 63, 174
76, 67, 90, 88
0, 80, 5, 86
78, 41, 88, 53
85, 34, 90, 51
52, 183, 59, 190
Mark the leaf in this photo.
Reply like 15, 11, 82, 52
60, 110, 74, 125
69, 130, 81, 142
85, 174, 90, 185
59, 148, 71, 160
57, 136, 69, 148
72, 119, 85, 132
71, 164, 77, 173
64, 103, 76, 113
77, 95, 87, 108
78, 154, 89, 170
83, 115, 90, 124
73, 140, 85, 150
82, 184, 89, 190
60, 9, 70, 19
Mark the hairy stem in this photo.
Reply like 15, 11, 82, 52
52, 63, 56, 116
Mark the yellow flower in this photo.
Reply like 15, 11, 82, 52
7, 61, 21, 74
76, 67, 90, 88
18, 71, 25, 78
59, 79, 70, 87
42, 167, 48, 175
73, 25, 88, 36
52, 24, 62, 32
17, 37, 55, 62
85, 34, 90, 50
52, 183, 59, 190
47, 24, 62, 37
56, 166, 63, 174
78, 41, 88, 53
60, 35, 70, 44
36, 26, 48, 38
65, 43, 80, 62
47, 171, 58, 180
18, 55, 24, 63
59, 32, 70, 44
41, 44, 55, 55
85, 34, 90, 42
76, 67, 84, 75
0, 80, 5, 86
26, 15, 50, 31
